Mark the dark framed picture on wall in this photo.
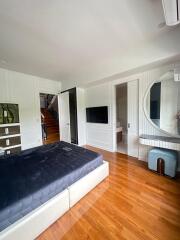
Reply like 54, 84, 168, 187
0, 103, 20, 124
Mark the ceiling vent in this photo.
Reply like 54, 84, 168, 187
162, 0, 180, 26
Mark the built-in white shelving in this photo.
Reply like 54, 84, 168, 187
3, 144, 22, 150
0, 134, 21, 140
0, 123, 20, 127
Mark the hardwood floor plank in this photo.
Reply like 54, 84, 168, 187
37, 146, 180, 240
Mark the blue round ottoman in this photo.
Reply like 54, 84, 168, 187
148, 148, 178, 177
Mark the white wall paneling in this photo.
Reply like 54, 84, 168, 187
160, 78, 179, 135
85, 62, 180, 169
86, 123, 113, 151
85, 83, 113, 151
76, 88, 86, 146
0, 67, 61, 150
139, 69, 170, 160
138, 66, 180, 170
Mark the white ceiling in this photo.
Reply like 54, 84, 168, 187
0, 0, 180, 88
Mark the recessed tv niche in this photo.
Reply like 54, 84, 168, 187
86, 106, 108, 124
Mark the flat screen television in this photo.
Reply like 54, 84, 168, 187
86, 106, 108, 124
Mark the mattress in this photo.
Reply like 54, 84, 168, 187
0, 141, 103, 231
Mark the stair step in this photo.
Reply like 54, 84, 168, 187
44, 121, 57, 124
45, 125, 59, 128
41, 108, 59, 142
48, 130, 59, 134
46, 128, 59, 131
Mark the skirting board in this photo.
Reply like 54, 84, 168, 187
0, 161, 109, 240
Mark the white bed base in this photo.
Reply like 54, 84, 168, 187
68, 160, 109, 207
0, 161, 109, 240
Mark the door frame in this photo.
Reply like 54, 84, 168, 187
114, 82, 128, 154
112, 76, 139, 156
39, 92, 61, 145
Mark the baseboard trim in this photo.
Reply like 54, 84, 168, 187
86, 142, 113, 152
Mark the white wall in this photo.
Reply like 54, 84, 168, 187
0, 67, 61, 150
84, 62, 180, 168
160, 78, 179, 135
76, 88, 86, 146
85, 83, 113, 151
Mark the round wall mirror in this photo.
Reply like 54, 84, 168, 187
145, 71, 180, 136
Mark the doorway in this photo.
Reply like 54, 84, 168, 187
116, 83, 128, 154
60, 88, 78, 144
115, 80, 139, 158
40, 93, 60, 144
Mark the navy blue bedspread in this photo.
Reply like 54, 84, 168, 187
0, 141, 103, 231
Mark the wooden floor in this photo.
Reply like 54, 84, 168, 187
37, 146, 180, 240
43, 132, 60, 145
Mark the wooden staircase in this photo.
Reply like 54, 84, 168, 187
41, 108, 60, 144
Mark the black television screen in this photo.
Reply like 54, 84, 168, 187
86, 106, 108, 124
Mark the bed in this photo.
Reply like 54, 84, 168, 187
0, 141, 109, 240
